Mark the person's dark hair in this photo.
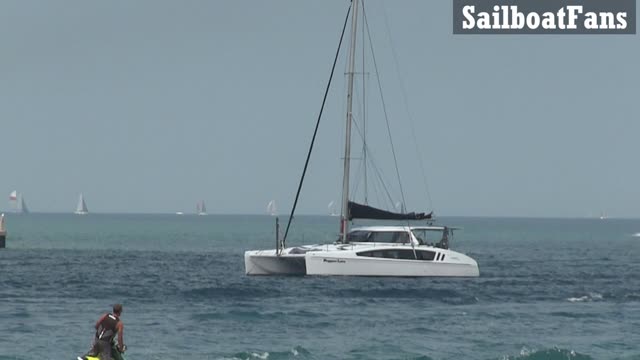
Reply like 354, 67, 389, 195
113, 303, 123, 315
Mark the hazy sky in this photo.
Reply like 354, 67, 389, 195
1, 1, 638, 217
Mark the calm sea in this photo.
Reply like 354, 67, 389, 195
0, 214, 638, 360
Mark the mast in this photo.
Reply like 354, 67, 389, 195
362, 4, 368, 205
341, 0, 359, 243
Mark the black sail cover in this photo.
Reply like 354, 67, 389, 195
348, 201, 433, 221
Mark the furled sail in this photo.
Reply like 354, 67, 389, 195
348, 201, 432, 221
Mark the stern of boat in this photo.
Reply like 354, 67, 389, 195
244, 249, 307, 275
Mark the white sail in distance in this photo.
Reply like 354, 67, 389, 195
75, 193, 88, 214
267, 200, 277, 216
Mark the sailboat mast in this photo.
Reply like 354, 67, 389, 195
362, 4, 368, 205
341, 0, 359, 243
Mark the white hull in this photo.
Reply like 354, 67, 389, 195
246, 246, 479, 277
244, 249, 306, 275
245, 226, 479, 277
74, 211, 88, 215
245, 244, 341, 275
305, 249, 479, 277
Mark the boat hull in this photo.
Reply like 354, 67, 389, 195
305, 251, 479, 277
244, 250, 306, 275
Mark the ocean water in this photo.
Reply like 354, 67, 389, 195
0, 214, 639, 360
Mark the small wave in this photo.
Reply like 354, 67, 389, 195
631, 232, 640, 237
549, 311, 598, 319
339, 287, 478, 305
191, 309, 324, 322
497, 347, 593, 360
623, 292, 640, 301
182, 286, 280, 299
229, 346, 311, 360
567, 292, 603, 303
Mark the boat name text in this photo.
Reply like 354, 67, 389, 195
323, 259, 346, 264
453, 0, 635, 34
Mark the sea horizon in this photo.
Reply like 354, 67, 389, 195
0, 210, 637, 220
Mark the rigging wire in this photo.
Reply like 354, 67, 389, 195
363, 1, 420, 259
281, 3, 352, 249
362, 2, 407, 213
350, 112, 396, 209
380, 2, 434, 211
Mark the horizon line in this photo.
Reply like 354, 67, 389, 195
0, 211, 636, 220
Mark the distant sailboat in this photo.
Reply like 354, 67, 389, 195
9, 191, 29, 214
328, 200, 338, 216
197, 200, 207, 216
75, 193, 89, 215
267, 200, 277, 216
20, 196, 29, 214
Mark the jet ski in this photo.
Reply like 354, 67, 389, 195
77, 344, 127, 360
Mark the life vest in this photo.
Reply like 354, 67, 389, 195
95, 313, 119, 342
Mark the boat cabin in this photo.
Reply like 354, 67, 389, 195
346, 226, 452, 249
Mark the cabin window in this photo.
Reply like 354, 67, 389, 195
369, 231, 409, 243
357, 250, 386, 258
416, 250, 436, 261
394, 232, 410, 244
348, 231, 371, 243
357, 249, 433, 260
384, 249, 416, 259
399, 249, 416, 259
412, 229, 445, 246
369, 232, 394, 243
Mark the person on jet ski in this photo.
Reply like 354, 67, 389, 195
80, 304, 126, 360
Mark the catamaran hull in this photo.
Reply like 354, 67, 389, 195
305, 252, 479, 277
244, 250, 306, 275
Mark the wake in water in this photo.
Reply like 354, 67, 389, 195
499, 347, 593, 360
566, 292, 604, 303
213, 346, 604, 360
227, 346, 310, 360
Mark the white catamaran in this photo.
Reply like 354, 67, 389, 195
244, 0, 478, 277
75, 193, 89, 215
